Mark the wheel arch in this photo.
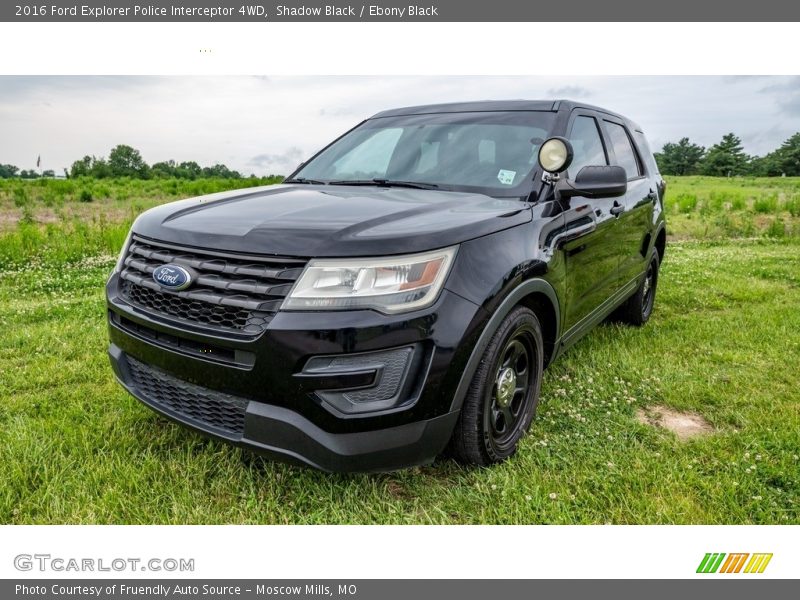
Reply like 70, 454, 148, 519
449, 278, 560, 413
654, 225, 667, 262
518, 291, 559, 367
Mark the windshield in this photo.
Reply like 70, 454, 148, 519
291, 111, 556, 196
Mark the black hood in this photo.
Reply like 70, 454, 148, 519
132, 184, 531, 257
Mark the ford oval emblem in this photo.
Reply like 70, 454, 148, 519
152, 264, 193, 291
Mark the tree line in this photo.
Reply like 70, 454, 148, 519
0, 166, 56, 179
3, 134, 800, 180
654, 132, 800, 176
0, 145, 248, 180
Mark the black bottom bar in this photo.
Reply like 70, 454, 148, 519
3, 580, 797, 600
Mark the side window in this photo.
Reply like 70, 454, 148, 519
605, 121, 642, 180
633, 130, 658, 176
568, 116, 607, 176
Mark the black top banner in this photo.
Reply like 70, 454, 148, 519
4, 0, 800, 22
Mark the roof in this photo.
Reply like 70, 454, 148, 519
370, 99, 640, 130
371, 100, 559, 117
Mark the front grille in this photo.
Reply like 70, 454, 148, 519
127, 356, 249, 439
119, 280, 269, 332
118, 236, 306, 336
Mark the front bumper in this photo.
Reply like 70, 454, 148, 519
106, 274, 482, 472
109, 343, 459, 471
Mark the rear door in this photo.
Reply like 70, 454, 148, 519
560, 111, 624, 334
600, 117, 655, 288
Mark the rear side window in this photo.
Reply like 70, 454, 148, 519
633, 130, 659, 176
568, 116, 607, 176
605, 121, 642, 180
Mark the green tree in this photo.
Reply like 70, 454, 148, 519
19, 169, 39, 179
701, 133, 749, 176
654, 138, 706, 175
767, 132, 800, 176
89, 158, 112, 178
70, 155, 94, 178
72, 153, 246, 180
151, 160, 178, 178
202, 163, 241, 178
747, 154, 779, 177
177, 161, 202, 180
108, 144, 149, 178
0, 164, 19, 178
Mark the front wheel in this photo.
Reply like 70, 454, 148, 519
447, 306, 544, 466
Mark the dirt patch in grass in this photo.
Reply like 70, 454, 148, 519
0, 209, 20, 231
384, 480, 412, 500
34, 210, 60, 225
636, 405, 714, 440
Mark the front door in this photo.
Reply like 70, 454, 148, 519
561, 112, 625, 334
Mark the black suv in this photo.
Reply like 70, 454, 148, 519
107, 100, 666, 471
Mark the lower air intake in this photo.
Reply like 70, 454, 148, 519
127, 356, 249, 439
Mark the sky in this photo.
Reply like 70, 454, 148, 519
1, 75, 799, 176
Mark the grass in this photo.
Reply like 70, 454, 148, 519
665, 176, 800, 239
0, 176, 799, 524
0, 176, 282, 269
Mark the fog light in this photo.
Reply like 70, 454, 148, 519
298, 346, 423, 415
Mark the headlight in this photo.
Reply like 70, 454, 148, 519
112, 230, 133, 274
282, 246, 457, 314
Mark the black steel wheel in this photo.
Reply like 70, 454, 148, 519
447, 306, 544, 465
641, 257, 657, 321
615, 251, 660, 327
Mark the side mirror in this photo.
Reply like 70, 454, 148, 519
557, 165, 627, 200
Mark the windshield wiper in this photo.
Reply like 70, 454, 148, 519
284, 177, 327, 185
328, 178, 439, 190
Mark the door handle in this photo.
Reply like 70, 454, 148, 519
610, 203, 625, 216
647, 189, 658, 202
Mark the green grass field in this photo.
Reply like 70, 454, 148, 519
0, 176, 798, 524
665, 176, 800, 239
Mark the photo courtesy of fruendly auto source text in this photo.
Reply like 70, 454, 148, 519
0, 1, 798, 596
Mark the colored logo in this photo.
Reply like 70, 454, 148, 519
696, 553, 773, 574
152, 264, 193, 291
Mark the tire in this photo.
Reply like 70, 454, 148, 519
616, 251, 660, 326
447, 306, 544, 466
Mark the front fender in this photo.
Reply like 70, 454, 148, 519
447, 277, 560, 413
